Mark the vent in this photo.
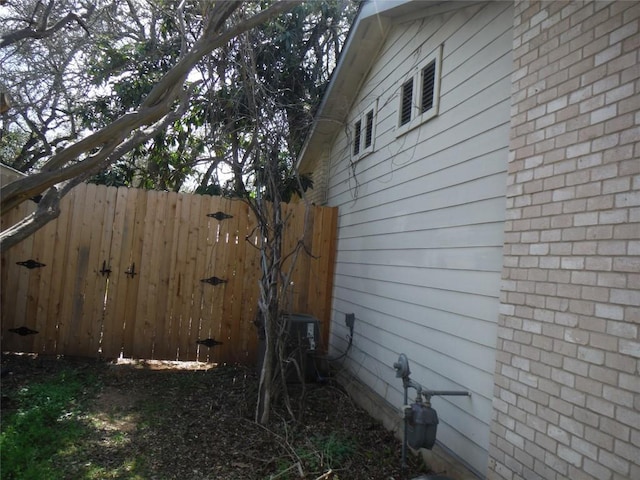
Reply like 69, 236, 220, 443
421, 60, 436, 113
353, 119, 362, 155
400, 79, 413, 126
365, 110, 374, 148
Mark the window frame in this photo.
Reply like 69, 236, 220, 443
396, 44, 443, 137
351, 99, 377, 161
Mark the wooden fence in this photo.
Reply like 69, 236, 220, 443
1, 183, 337, 364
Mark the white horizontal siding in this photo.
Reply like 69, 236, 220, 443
324, 2, 513, 477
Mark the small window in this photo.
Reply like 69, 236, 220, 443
396, 45, 442, 136
351, 100, 377, 160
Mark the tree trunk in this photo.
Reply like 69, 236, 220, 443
255, 189, 285, 425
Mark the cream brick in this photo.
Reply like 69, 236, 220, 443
619, 339, 640, 358
614, 439, 640, 464
557, 444, 582, 467
602, 385, 634, 408
591, 104, 618, 123
610, 288, 640, 305
563, 357, 589, 376
579, 93, 606, 114
588, 365, 618, 386
590, 332, 620, 351
591, 133, 619, 151
604, 112, 634, 135
595, 43, 622, 66
619, 372, 640, 393
599, 450, 630, 476
598, 209, 627, 223
575, 376, 603, 398
576, 153, 603, 170
605, 82, 635, 103
587, 395, 616, 420
593, 73, 621, 95
614, 190, 640, 207
577, 346, 605, 364
595, 304, 625, 320
607, 51, 637, 74
616, 410, 640, 438
583, 458, 613, 480
602, 176, 631, 194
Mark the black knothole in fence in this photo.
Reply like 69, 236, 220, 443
16, 259, 46, 269
201, 276, 227, 286
207, 211, 233, 221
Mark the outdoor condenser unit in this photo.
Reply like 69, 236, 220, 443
256, 313, 320, 382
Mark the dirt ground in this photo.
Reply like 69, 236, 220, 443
1, 354, 429, 480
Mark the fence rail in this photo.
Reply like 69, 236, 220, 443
1, 183, 337, 364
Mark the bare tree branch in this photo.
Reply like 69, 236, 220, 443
1, 7, 90, 48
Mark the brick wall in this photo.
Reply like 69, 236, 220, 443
489, 2, 639, 480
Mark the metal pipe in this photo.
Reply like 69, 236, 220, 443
402, 381, 409, 474
424, 390, 471, 397
393, 353, 471, 478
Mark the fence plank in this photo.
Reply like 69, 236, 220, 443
64, 183, 100, 356
131, 189, 153, 359
204, 196, 229, 362
196, 195, 219, 363
153, 191, 179, 360
2, 202, 36, 353
227, 199, 250, 364
168, 193, 191, 360
179, 193, 204, 361
31, 209, 58, 354
148, 191, 173, 359
101, 187, 130, 358
90, 185, 118, 357
123, 188, 150, 358
316, 206, 338, 349
73, 184, 107, 357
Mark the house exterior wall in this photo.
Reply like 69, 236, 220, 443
489, 2, 640, 480
323, 2, 514, 475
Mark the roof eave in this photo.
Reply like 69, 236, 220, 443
296, 0, 451, 172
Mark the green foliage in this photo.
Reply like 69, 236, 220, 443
0, 369, 97, 480
306, 432, 356, 470
0, 130, 31, 172
275, 432, 355, 479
